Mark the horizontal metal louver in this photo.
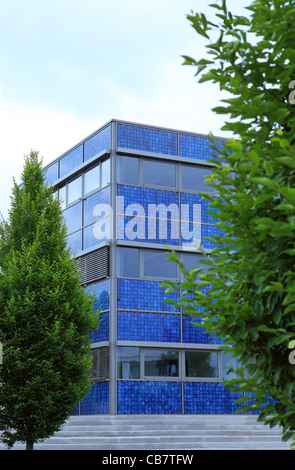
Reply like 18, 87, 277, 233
90, 347, 109, 382
77, 246, 109, 284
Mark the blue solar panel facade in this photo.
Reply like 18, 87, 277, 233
45, 119, 245, 415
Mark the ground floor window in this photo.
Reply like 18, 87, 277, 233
117, 347, 140, 379
116, 346, 233, 382
185, 350, 219, 379
144, 349, 179, 377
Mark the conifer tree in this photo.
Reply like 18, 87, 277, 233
0, 151, 98, 450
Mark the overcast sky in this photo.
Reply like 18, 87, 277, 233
0, 0, 249, 219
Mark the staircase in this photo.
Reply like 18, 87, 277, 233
0, 414, 292, 450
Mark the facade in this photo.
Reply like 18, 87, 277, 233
44, 119, 242, 415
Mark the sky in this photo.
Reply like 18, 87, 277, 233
0, 0, 250, 220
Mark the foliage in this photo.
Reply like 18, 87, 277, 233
0, 151, 99, 449
164, 0, 295, 443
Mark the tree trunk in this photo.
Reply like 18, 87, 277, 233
26, 440, 34, 450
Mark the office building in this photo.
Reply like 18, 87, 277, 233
44, 119, 242, 415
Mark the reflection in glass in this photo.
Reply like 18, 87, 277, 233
83, 218, 110, 249
117, 347, 140, 379
222, 352, 240, 381
143, 160, 176, 188
63, 202, 82, 234
101, 159, 110, 187
68, 176, 82, 205
83, 187, 110, 227
66, 230, 82, 254
84, 165, 100, 195
185, 351, 218, 378
86, 280, 110, 312
144, 349, 179, 377
182, 165, 212, 192
117, 247, 140, 278
117, 156, 139, 185
182, 253, 210, 280
143, 250, 177, 279
59, 185, 66, 210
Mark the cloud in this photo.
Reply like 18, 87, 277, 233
0, 56, 232, 221
0, 100, 104, 219
102, 60, 231, 137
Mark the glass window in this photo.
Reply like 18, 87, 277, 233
83, 187, 110, 227
101, 159, 110, 187
63, 202, 82, 234
67, 176, 82, 205
117, 347, 140, 379
83, 223, 98, 250
117, 156, 139, 185
59, 185, 67, 210
143, 250, 177, 279
144, 349, 179, 377
182, 253, 210, 280
83, 216, 110, 248
185, 350, 219, 378
182, 165, 212, 192
84, 165, 100, 195
222, 352, 240, 381
66, 230, 82, 254
143, 160, 176, 188
117, 247, 140, 278
87, 280, 110, 312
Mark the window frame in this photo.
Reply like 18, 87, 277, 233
117, 154, 215, 195
184, 349, 220, 382
57, 158, 111, 253
116, 247, 179, 281
180, 252, 212, 282
117, 346, 140, 380
117, 246, 140, 279
116, 346, 223, 383
180, 164, 215, 195
58, 157, 110, 210
83, 164, 100, 197
116, 247, 212, 283
142, 348, 180, 380
67, 175, 82, 206
117, 155, 140, 186
142, 159, 177, 190
142, 249, 178, 281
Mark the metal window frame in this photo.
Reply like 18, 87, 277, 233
116, 345, 223, 383
116, 245, 212, 283
59, 157, 111, 210
116, 152, 215, 195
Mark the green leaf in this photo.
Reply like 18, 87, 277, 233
275, 156, 295, 169
250, 177, 278, 189
273, 308, 282, 325
248, 150, 260, 165
263, 161, 274, 177
182, 55, 197, 66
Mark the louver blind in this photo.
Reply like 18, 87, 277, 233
77, 246, 109, 284
90, 347, 109, 382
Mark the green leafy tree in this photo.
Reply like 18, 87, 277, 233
0, 151, 99, 450
164, 0, 295, 443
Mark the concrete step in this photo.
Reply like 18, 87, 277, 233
0, 414, 292, 450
